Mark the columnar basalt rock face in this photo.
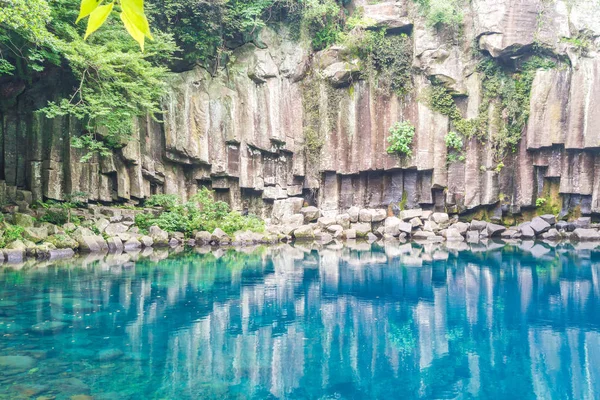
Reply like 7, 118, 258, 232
2, 0, 600, 221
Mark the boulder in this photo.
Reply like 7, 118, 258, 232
530, 217, 551, 234
317, 217, 337, 228
318, 232, 334, 244
104, 223, 129, 236
466, 231, 480, 243
398, 221, 412, 235
335, 213, 351, 229
351, 223, 372, 238
48, 248, 75, 260
14, 213, 34, 227
47, 234, 79, 250
399, 209, 423, 221
343, 229, 356, 239
322, 61, 360, 87
77, 236, 108, 253
34, 242, 56, 258
95, 218, 110, 233
452, 222, 469, 235
431, 213, 449, 224
541, 228, 561, 241
446, 228, 464, 241
6, 239, 27, 251
327, 224, 344, 233
556, 221, 569, 231
520, 224, 536, 239
140, 236, 154, 247
124, 237, 142, 250
283, 213, 304, 227
348, 207, 360, 223
539, 214, 556, 225
293, 225, 315, 240
487, 223, 506, 237
195, 231, 212, 244
300, 206, 320, 223
272, 198, 304, 224
371, 209, 387, 222
110, 215, 123, 223
149, 225, 169, 246
62, 222, 77, 232
23, 227, 48, 243
575, 217, 591, 229
106, 236, 124, 252
359, 209, 372, 223
469, 220, 488, 231
413, 230, 435, 240
409, 217, 423, 228
3, 248, 25, 262
571, 228, 600, 241
366, 232, 378, 242
501, 229, 517, 239
423, 220, 439, 232
384, 216, 401, 236
211, 228, 230, 244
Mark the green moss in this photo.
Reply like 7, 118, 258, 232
0, 224, 25, 248
340, 29, 413, 96
425, 53, 556, 160
458, 207, 491, 223
535, 180, 561, 216
399, 191, 408, 211
134, 188, 264, 237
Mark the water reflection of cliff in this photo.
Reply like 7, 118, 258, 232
2, 241, 600, 399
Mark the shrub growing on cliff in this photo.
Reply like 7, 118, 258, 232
370, 33, 413, 95
425, 53, 556, 161
302, 0, 345, 50
387, 121, 415, 157
414, 0, 463, 30
444, 131, 464, 162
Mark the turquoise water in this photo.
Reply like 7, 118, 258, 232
0, 242, 599, 399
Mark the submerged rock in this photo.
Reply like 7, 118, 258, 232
30, 320, 68, 334
97, 348, 124, 361
0, 355, 37, 370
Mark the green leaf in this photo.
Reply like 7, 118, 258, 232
84, 2, 114, 40
76, 0, 100, 23
121, 0, 153, 39
120, 12, 146, 51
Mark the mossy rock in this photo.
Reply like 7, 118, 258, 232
46, 234, 79, 250
23, 227, 49, 244
14, 213, 34, 228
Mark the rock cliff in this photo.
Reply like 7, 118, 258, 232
2, 0, 600, 221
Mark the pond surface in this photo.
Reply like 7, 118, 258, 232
0, 241, 600, 399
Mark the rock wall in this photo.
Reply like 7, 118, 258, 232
2, 0, 600, 220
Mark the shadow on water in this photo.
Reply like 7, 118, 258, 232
0, 240, 600, 399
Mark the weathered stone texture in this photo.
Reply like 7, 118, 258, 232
2, 2, 600, 219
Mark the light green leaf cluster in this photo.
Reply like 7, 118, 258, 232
386, 121, 416, 157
